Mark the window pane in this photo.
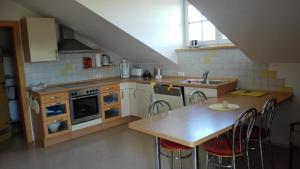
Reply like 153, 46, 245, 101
202, 21, 215, 41
221, 34, 228, 39
189, 23, 202, 41
188, 5, 202, 22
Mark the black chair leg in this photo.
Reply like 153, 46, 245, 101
289, 144, 293, 169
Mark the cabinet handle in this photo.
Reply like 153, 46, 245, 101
121, 91, 123, 99
50, 96, 60, 100
134, 90, 136, 98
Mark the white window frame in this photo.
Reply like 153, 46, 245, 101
184, 1, 231, 47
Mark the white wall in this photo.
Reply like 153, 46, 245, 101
76, 0, 184, 62
0, 0, 38, 20
270, 63, 300, 145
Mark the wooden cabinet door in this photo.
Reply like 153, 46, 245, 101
120, 89, 130, 117
21, 17, 58, 62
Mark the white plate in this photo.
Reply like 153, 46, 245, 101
208, 103, 240, 112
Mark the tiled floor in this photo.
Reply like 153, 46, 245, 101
0, 125, 296, 169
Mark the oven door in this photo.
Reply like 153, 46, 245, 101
70, 94, 100, 125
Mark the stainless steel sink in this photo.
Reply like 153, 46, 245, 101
175, 79, 228, 85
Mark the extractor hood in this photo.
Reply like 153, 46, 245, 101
58, 24, 94, 53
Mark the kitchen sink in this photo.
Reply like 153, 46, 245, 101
175, 79, 228, 85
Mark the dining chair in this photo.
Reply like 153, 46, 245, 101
247, 97, 277, 169
189, 90, 207, 105
148, 99, 192, 169
289, 121, 300, 169
203, 108, 257, 169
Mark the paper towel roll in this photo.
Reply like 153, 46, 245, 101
95, 53, 101, 67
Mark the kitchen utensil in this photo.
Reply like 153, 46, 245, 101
119, 60, 130, 79
102, 54, 112, 66
143, 70, 152, 80
48, 121, 62, 133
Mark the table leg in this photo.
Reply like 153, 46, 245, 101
192, 146, 199, 169
155, 137, 161, 169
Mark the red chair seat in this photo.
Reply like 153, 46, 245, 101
203, 137, 245, 156
160, 139, 191, 150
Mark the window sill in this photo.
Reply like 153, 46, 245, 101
175, 45, 237, 52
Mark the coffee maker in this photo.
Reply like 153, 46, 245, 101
119, 60, 130, 79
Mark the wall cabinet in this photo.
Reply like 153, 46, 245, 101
21, 17, 58, 62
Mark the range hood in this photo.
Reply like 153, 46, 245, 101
58, 24, 94, 53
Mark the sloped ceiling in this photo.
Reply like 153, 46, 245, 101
14, 0, 174, 64
188, 0, 300, 63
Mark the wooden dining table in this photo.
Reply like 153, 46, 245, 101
128, 91, 293, 169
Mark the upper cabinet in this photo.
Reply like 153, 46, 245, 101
21, 17, 58, 62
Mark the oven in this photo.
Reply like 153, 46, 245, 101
69, 87, 101, 125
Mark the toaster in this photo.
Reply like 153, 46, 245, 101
131, 67, 144, 77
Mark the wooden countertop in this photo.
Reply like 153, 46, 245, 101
28, 76, 238, 95
128, 91, 293, 147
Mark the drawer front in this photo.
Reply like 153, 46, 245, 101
100, 84, 120, 93
41, 92, 68, 104
43, 116, 71, 139
101, 91, 120, 107
41, 100, 70, 121
102, 104, 121, 121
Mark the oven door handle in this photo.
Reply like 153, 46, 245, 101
71, 94, 99, 100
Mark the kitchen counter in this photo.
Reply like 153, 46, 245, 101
28, 76, 238, 95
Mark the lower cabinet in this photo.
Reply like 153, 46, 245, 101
120, 83, 153, 118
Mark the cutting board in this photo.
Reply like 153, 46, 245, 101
231, 90, 267, 97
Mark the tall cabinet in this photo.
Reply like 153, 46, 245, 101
21, 17, 58, 62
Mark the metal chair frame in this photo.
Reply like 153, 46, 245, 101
205, 108, 257, 169
253, 97, 277, 169
189, 91, 208, 105
148, 99, 192, 169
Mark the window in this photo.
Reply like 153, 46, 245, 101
185, 2, 231, 46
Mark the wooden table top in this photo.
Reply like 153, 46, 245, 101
128, 91, 293, 147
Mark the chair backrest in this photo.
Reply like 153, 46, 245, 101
189, 91, 208, 104
260, 97, 277, 137
232, 108, 257, 167
148, 99, 172, 117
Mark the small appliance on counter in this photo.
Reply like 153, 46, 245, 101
143, 70, 152, 80
154, 67, 163, 79
119, 60, 130, 79
101, 54, 112, 66
94, 52, 102, 68
130, 66, 144, 77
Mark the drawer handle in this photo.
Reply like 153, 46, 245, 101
50, 96, 60, 100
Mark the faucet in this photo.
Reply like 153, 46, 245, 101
202, 71, 209, 84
